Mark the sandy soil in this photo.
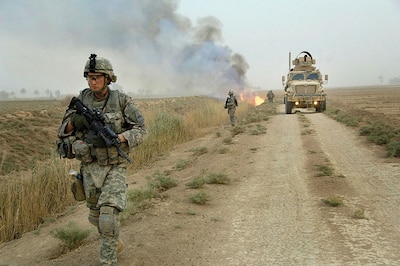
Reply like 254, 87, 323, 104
1, 104, 400, 265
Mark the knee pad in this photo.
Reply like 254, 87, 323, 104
88, 209, 100, 232
99, 206, 120, 237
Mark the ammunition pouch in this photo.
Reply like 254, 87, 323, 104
65, 138, 129, 165
72, 140, 93, 162
94, 143, 129, 166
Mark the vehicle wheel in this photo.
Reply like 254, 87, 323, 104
285, 100, 292, 114
321, 101, 326, 111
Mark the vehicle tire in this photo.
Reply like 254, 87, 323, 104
321, 101, 326, 111
285, 100, 292, 114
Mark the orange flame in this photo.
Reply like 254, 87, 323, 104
254, 96, 265, 106
239, 89, 265, 106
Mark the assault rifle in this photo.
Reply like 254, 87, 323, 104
69, 97, 133, 163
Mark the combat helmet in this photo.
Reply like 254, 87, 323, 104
228, 90, 234, 96
83, 54, 117, 83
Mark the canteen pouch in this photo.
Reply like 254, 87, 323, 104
71, 179, 86, 201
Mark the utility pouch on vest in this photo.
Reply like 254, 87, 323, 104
108, 146, 120, 164
56, 136, 76, 159
94, 147, 109, 166
71, 179, 86, 201
72, 140, 93, 163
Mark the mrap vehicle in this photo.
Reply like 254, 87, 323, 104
282, 51, 328, 114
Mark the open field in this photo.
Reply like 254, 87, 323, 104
327, 85, 400, 128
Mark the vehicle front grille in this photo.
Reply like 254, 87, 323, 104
295, 85, 317, 94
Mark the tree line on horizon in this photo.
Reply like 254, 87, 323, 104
0, 88, 61, 99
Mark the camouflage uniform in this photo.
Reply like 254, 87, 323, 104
57, 54, 146, 266
224, 90, 238, 126
267, 90, 274, 103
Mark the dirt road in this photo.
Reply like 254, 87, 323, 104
1, 104, 400, 265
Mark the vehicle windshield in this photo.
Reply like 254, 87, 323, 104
291, 74, 304, 80
306, 73, 319, 80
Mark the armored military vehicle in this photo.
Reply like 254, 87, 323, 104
282, 51, 328, 114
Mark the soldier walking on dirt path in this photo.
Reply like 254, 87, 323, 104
56, 54, 147, 266
224, 90, 238, 126
267, 90, 274, 103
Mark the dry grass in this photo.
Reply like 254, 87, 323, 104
0, 158, 76, 242
0, 100, 65, 174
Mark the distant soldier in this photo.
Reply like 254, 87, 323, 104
267, 90, 275, 103
224, 90, 238, 126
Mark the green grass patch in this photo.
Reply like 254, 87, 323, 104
206, 173, 231, 184
321, 197, 344, 207
231, 125, 245, 136
146, 170, 177, 192
387, 141, 400, 157
186, 176, 207, 189
360, 122, 399, 145
173, 159, 191, 171
325, 109, 359, 127
51, 221, 92, 250
123, 187, 158, 220
315, 164, 334, 176
189, 190, 210, 205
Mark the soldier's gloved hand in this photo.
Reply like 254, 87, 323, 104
91, 136, 107, 147
70, 114, 89, 130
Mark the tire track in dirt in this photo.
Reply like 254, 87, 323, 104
307, 112, 400, 264
201, 110, 339, 265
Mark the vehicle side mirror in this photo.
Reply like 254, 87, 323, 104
282, 76, 285, 82
325, 74, 328, 81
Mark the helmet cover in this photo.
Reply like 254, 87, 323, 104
83, 54, 117, 82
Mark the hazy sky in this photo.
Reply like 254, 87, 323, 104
1, 0, 399, 98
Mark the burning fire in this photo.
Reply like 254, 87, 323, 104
240, 90, 265, 106
254, 96, 265, 106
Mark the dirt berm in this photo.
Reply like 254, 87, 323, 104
1, 105, 400, 265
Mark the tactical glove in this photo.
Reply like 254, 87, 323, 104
90, 136, 107, 147
70, 114, 89, 131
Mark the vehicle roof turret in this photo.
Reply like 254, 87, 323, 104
292, 51, 316, 71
